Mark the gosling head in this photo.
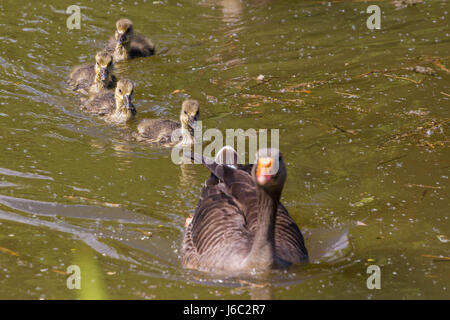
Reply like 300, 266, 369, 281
179, 99, 200, 132
115, 18, 134, 46
252, 148, 286, 199
114, 79, 135, 115
94, 51, 113, 85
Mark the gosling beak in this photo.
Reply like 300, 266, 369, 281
187, 115, 196, 129
123, 95, 132, 110
100, 68, 108, 81
117, 33, 126, 45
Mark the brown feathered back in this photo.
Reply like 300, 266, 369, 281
181, 149, 308, 273
81, 92, 115, 115
67, 65, 95, 93
133, 119, 181, 145
129, 34, 155, 58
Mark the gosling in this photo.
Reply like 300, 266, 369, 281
104, 18, 155, 62
133, 100, 200, 146
81, 79, 136, 124
67, 51, 116, 95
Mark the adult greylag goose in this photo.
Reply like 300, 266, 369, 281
133, 99, 199, 146
182, 147, 308, 273
67, 51, 116, 95
104, 18, 155, 62
81, 79, 136, 124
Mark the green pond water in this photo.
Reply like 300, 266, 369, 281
0, 0, 449, 299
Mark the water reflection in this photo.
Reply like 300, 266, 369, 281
0, 209, 123, 260
220, 0, 244, 24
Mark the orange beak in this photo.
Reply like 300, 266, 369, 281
256, 157, 273, 185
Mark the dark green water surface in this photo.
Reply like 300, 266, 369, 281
0, 0, 449, 299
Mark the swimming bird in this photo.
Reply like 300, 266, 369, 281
81, 79, 136, 124
104, 18, 155, 62
133, 99, 199, 146
181, 147, 308, 273
67, 51, 116, 95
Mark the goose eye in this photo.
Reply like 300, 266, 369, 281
119, 89, 122, 94
184, 111, 187, 114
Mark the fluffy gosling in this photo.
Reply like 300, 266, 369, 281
81, 79, 136, 124
104, 18, 155, 62
67, 51, 116, 95
133, 99, 200, 146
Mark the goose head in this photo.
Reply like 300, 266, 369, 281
114, 18, 134, 46
215, 145, 239, 168
179, 99, 200, 133
114, 79, 136, 120
94, 51, 113, 86
252, 148, 286, 200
